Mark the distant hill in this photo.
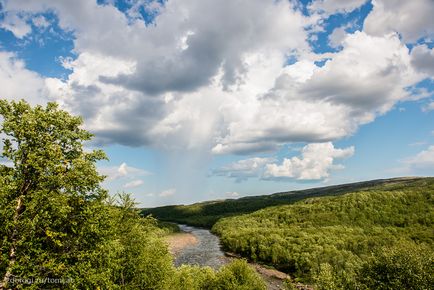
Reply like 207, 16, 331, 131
141, 177, 426, 227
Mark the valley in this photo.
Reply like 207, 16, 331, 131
147, 177, 434, 289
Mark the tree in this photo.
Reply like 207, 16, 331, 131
357, 241, 434, 290
0, 100, 108, 288
110, 192, 174, 289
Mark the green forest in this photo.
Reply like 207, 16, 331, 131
212, 178, 434, 289
0, 100, 265, 289
141, 178, 415, 227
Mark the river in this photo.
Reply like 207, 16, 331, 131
171, 224, 289, 290
173, 224, 229, 269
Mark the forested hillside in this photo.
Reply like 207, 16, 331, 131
212, 178, 434, 289
142, 177, 422, 227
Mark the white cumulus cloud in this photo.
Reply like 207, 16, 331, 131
213, 31, 421, 154
0, 0, 431, 159
364, 0, 434, 43
0, 52, 47, 104
264, 142, 354, 180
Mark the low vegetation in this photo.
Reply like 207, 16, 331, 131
169, 260, 266, 290
157, 220, 181, 233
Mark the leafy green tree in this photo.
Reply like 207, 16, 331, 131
357, 241, 434, 290
0, 100, 111, 288
109, 192, 174, 289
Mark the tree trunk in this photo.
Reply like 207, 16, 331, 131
1, 196, 24, 289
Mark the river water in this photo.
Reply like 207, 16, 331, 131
173, 224, 229, 269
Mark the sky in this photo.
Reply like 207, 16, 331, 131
0, 0, 433, 207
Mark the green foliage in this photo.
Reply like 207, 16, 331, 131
157, 221, 181, 234
357, 241, 434, 290
314, 263, 337, 290
0, 100, 111, 288
169, 265, 216, 290
212, 178, 434, 289
107, 193, 174, 289
169, 260, 266, 290
213, 259, 266, 290
142, 177, 424, 227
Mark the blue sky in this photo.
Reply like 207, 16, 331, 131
0, 0, 433, 207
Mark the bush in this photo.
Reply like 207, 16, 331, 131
213, 259, 266, 290
168, 260, 266, 290
169, 265, 216, 290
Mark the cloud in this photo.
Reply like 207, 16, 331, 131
409, 142, 427, 147
98, 162, 151, 181
328, 27, 347, 48
2, 0, 310, 151
4, 0, 307, 94
0, 12, 32, 38
0, 0, 431, 158
298, 32, 417, 112
411, 45, 434, 76
364, 0, 434, 43
0, 52, 48, 104
212, 157, 275, 182
328, 21, 359, 48
117, 163, 128, 177
32, 15, 50, 29
225, 191, 239, 198
159, 188, 176, 197
144, 188, 177, 198
94, 0, 307, 95
264, 142, 354, 180
124, 179, 144, 189
402, 145, 434, 170
213, 31, 421, 154
213, 142, 354, 182
422, 102, 434, 112
309, 0, 367, 16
